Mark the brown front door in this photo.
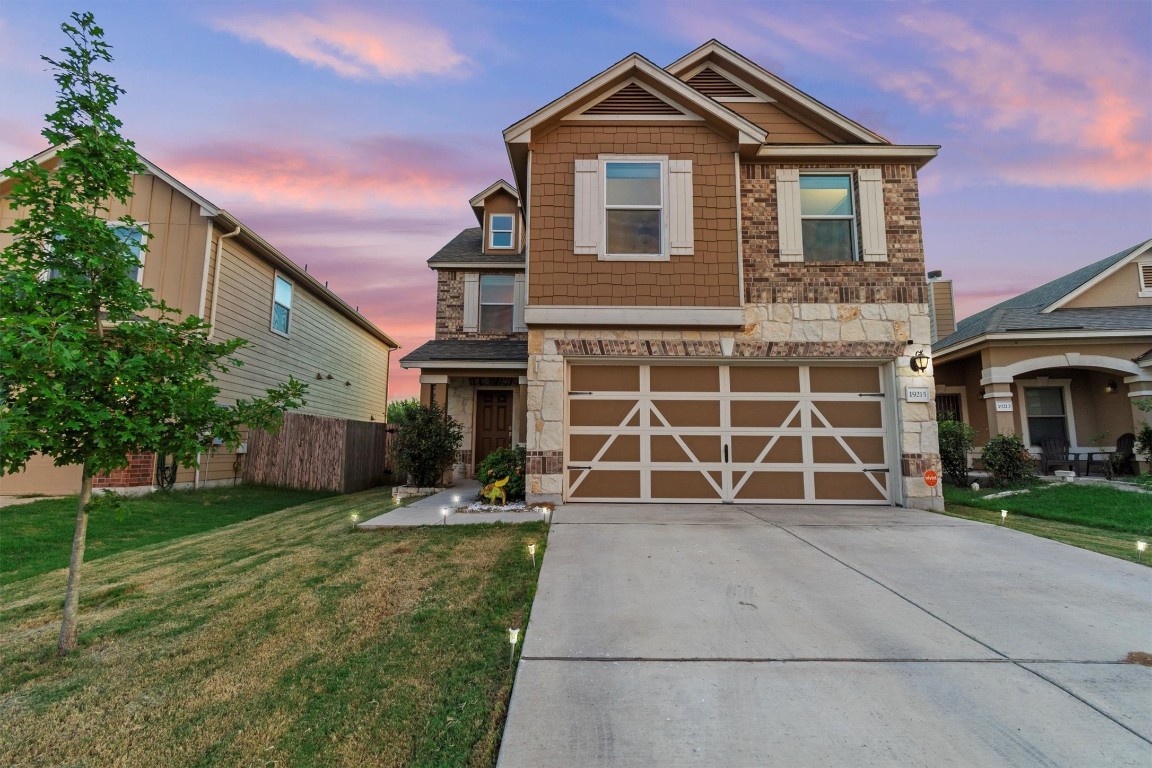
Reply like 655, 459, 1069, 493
476, 390, 513, 464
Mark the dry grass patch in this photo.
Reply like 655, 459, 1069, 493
0, 488, 545, 767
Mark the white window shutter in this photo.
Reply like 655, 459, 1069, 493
513, 272, 527, 332
775, 168, 803, 262
668, 159, 694, 256
857, 168, 888, 262
573, 159, 600, 254
463, 273, 479, 332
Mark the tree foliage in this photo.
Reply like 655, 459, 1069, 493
0, 13, 305, 655
386, 397, 422, 426
390, 402, 462, 487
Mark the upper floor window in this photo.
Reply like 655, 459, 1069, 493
45, 222, 146, 282
271, 274, 293, 335
479, 274, 515, 332
799, 175, 856, 262
489, 214, 515, 249
605, 161, 662, 258
776, 168, 887, 263
573, 156, 694, 261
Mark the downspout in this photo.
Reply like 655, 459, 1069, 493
208, 224, 242, 340
199, 224, 241, 488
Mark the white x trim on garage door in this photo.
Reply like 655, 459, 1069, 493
566, 363, 895, 504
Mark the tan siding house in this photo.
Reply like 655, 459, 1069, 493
1, 149, 398, 494
404, 40, 945, 510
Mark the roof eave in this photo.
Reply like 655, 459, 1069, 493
757, 144, 940, 168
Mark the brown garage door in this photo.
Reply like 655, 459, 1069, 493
566, 363, 892, 504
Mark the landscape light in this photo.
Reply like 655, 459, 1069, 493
508, 627, 521, 666
441, 506, 450, 525
1000, 509, 1008, 524
1139, 541, 1147, 561
452, 494, 461, 505
350, 512, 360, 524
529, 543, 537, 568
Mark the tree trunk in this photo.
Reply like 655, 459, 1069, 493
57, 464, 93, 657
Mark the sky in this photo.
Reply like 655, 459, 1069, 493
2, 0, 1149, 402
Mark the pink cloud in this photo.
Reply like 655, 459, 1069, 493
884, 10, 1151, 191
213, 9, 469, 80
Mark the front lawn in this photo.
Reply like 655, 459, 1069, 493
1, 485, 337, 583
0, 488, 545, 767
943, 481, 1152, 535
942, 480, 1151, 564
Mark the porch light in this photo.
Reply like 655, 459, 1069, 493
1105, 380, 1117, 394
529, 543, 537, 568
909, 349, 930, 374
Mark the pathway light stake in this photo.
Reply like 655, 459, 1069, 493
508, 627, 521, 666
1138, 540, 1147, 562
441, 506, 450, 525
1000, 509, 1008, 525
529, 543, 537, 568
452, 494, 460, 505
350, 512, 360, 525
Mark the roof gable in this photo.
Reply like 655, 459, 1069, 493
666, 40, 888, 144
1043, 239, 1152, 312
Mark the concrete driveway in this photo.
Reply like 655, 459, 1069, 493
497, 504, 1152, 767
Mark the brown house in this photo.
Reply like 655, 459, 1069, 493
403, 40, 943, 509
0, 148, 399, 495
931, 239, 1152, 469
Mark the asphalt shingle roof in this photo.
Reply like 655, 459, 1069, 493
400, 338, 528, 365
427, 228, 525, 266
934, 239, 1152, 352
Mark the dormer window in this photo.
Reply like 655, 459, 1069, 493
490, 214, 514, 249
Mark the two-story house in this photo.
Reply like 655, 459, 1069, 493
403, 40, 943, 509
0, 148, 399, 495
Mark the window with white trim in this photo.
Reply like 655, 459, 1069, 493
45, 222, 146, 282
1024, 386, 1067, 446
479, 274, 515, 332
573, 155, 693, 261
271, 274, 293, 335
489, 214, 514, 249
776, 168, 887, 263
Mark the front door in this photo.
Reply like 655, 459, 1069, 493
476, 390, 513, 464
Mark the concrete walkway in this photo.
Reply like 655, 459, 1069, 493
356, 479, 550, 527
498, 504, 1152, 767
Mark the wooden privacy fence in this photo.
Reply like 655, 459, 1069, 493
244, 412, 392, 493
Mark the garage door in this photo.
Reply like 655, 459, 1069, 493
566, 363, 892, 504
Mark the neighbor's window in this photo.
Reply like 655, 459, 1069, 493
479, 274, 514, 333
489, 214, 514, 249
112, 225, 145, 283
1024, 387, 1067, 445
271, 274, 293, 335
800, 174, 857, 261
605, 161, 662, 257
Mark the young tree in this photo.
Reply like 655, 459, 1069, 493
386, 397, 422, 426
0, 13, 305, 656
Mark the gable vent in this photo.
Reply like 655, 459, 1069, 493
583, 83, 684, 115
686, 67, 755, 99
1140, 263, 1152, 292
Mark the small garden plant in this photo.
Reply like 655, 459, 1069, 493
981, 433, 1037, 486
475, 445, 526, 501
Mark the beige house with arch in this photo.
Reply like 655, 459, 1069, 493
0, 148, 398, 495
931, 239, 1152, 468
404, 40, 944, 509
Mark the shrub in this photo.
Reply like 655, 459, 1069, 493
981, 433, 1036, 487
475, 445, 526, 501
389, 402, 462, 487
1136, 424, 1152, 461
938, 418, 975, 486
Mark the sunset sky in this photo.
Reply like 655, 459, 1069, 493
2, 1, 1149, 401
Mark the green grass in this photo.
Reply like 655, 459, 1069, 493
1, 485, 337, 583
0, 489, 545, 767
943, 481, 1152, 535
941, 480, 1152, 564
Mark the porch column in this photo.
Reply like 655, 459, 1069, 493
516, 376, 528, 445
420, 374, 449, 409
983, 383, 1016, 437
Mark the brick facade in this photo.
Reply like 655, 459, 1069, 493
93, 453, 155, 489
434, 268, 527, 341
528, 124, 741, 308
741, 162, 930, 305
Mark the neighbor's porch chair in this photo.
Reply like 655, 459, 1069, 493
1085, 432, 1137, 479
1038, 436, 1079, 475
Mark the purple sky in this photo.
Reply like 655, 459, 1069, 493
2, 1, 1149, 400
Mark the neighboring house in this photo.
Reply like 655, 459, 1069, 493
931, 239, 1152, 464
0, 148, 399, 495
402, 40, 942, 509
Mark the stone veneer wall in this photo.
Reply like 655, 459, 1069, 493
445, 380, 476, 480
525, 303, 942, 511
